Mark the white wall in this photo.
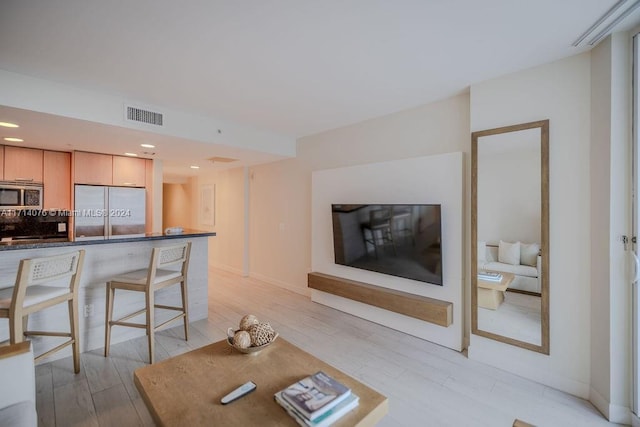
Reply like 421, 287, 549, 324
590, 33, 632, 424
247, 94, 470, 300
477, 130, 541, 245
311, 153, 464, 351
152, 160, 163, 233
607, 32, 632, 423
469, 53, 593, 397
191, 168, 246, 274
249, 158, 313, 294
163, 183, 192, 229
590, 33, 613, 415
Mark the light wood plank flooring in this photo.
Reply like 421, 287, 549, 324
36, 269, 622, 427
478, 291, 542, 345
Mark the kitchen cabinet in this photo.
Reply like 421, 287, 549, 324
43, 150, 71, 210
74, 151, 113, 185
113, 156, 146, 187
0, 146, 4, 179
4, 146, 43, 182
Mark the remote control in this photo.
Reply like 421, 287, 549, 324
220, 381, 257, 405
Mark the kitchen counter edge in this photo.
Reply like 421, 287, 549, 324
0, 229, 215, 251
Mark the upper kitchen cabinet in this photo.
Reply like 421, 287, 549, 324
4, 146, 43, 182
74, 151, 113, 185
43, 151, 71, 210
0, 146, 4, 179
113, 156, 146, 187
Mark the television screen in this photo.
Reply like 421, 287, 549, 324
331, 204, 443, 286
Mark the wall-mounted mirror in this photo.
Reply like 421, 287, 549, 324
472, 120, 549, 354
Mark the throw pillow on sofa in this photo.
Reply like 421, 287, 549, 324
477, 241, 487, 263
520, 242, 539, 266
498, 240, 520, 265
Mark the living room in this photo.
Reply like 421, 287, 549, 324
179, 49, 629, 424
0, 1, 638, 426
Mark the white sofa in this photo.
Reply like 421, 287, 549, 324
0, 341, 37, 427
478, 242, 541, 294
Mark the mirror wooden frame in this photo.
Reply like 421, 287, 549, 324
471, 119, 550, 354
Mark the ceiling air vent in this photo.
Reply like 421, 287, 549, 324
125, 106, 163, 126
207, 156, 237, 163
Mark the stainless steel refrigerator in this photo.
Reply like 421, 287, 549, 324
74, 185, 146, 241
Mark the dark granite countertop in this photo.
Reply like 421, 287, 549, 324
0, 229, 215, 251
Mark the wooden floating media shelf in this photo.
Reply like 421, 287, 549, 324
307, 272, 453, 327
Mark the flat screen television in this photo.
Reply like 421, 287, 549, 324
331, 204, 443, 286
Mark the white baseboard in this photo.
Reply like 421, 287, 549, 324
589, 387, 609, 419
210, 263, 244, 276
468, 339, 590, 398
249, 272, 311, 297
610, 404, 632, 424
589, 386, 633, 424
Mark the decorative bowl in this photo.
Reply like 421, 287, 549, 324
226, 327, 279, 355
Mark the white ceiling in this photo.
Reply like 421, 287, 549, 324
0, 0, 638, 175
0, 105, 287, 179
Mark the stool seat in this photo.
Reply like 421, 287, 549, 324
104, 242, 192, 364
0, 286, 70, 310
110, 269, 181, 286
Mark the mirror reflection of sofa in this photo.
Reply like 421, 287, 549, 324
478, 240, 541, 294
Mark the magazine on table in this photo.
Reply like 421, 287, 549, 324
478, 271, 503, 281
279, 371, 351, 421
275, 391, 359, 427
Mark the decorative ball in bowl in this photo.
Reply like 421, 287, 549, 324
227, 314, 278, 355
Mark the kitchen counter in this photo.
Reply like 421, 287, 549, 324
0, 231, 213, 364
0, 228, 215, 251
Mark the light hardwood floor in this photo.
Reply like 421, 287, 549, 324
35, 269, 622, 427
478, 292, 542, 345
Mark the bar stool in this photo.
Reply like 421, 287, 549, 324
362, 207, 396, 258
0, 250, 85, 373
104, 242, 192, 364
390, 206, 414, 245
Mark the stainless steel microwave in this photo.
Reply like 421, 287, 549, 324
0, 182, 43, 210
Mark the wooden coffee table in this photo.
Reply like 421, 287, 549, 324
134, 338, 388, 426
477, 271, 515, 310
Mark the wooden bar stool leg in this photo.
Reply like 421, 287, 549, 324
69, 298, 80, 373
146, 289, 155, 364
104, 284, 115, 357
9, 314, 24, 345
181, 280, 189, 341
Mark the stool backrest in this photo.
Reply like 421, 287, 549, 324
148, 242, 192, 282
369, 207, 392, 226
26, 251, 84, 285
11, 250, 85, 311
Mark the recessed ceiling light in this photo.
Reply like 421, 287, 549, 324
0, 122, 19, 128
140, 143, 155, 148
190, 165, 200, 169
4, 137, 23, 142
124, 152, 138, 157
